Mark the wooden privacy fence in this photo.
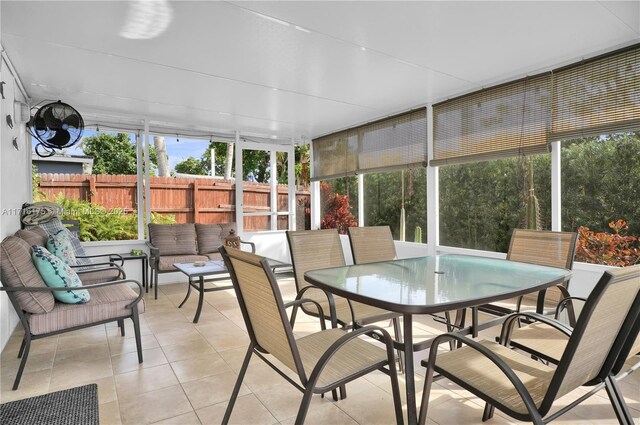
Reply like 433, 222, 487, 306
37, 174, 311, 231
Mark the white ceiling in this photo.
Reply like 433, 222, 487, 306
1, 1, 639, 141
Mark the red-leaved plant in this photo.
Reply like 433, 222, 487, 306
321, 193, 357, 234
575, 219, 640, 267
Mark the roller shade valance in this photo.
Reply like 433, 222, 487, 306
550, 45, 640, 141
432, 74, 552, 167
312, 108, 427, 181
432, 44, 640, 167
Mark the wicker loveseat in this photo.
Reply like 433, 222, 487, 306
146, 223, 255, 299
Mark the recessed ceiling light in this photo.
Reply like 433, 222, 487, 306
360, 47, 367, 52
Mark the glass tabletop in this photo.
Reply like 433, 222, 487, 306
304, 254, 572, 314
174, 260, 226, 276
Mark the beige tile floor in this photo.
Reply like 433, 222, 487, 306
1, 275, 639, 424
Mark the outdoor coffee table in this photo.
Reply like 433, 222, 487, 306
174, 258, 291, 323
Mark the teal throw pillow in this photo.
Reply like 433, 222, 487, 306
32, 246, 90, 304
46, 230, 77, 265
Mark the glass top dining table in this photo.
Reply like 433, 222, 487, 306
305, 254, 572, 424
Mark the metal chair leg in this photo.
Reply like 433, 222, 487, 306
418, 359, 436, 425
294, 386, 315, 425
154, 268, 159, 300
605, 375, 635, 425
223, 344, 254, 425
12, 335, 31, 390
118, 319, 125, 336
482, 403, 495, 421
17, 338, 26, 359
392, 317, 405, 374
131, 308, 144, 364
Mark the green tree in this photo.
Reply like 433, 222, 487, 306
81, 133, 157, 175
561, 132, 640, 236
363, 168, 427, 242
195, 141, 310, 185
200, 141, 231, 177
438, 154, 551, 253
174, 156, 207, 175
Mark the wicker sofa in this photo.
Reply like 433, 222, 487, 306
146, 223, 255, 299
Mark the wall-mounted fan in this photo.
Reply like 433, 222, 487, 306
27, 101, 84, 157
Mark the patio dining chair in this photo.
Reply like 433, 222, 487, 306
418, 265, 640, 425
479, 229, 578, 317
347, 226, 409, 369
500, 273, 640, 423
287, 229, 400, 329
348, 225, 466, 353
218, 246, 403, 425
347, 226, 398, 265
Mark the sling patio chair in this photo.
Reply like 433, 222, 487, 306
287, 229, 401, 330
348, 225, 410, 369
480, 229, 578, 317
418, 265, 640, 425
218, 246, 403, 425
348, 225, 467, 353
501, 270, 640, 424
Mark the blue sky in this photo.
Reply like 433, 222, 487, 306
34, 130, 212, 172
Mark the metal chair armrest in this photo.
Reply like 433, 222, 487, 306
238, 239, 256, 254
309, 325, 397, 391
500, 311, 573, 346
555, 296, 587, 327
146, 241, 160, 258
284, 298, 326, 330
77, 253, 124, 266
421, 333, 542, 421
73, 263, 126, 280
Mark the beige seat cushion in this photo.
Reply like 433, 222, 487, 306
29, 283, 145, 335
195, 223, 234, 254
14, 227, 48, 247
0, 236, 55, 314
158, 255, 209, 271
297, 328, 387, 388
78, 267, 123, 285
149, 224, 198, 255
435, 339, 554, 415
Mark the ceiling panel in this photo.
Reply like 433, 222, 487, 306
2, 1, 638, 140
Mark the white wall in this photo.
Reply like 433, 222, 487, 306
137, 231, 609, 295
0, 56, 31, 351
81, 240, 149, 284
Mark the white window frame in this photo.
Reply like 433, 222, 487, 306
235, 135, 296, 234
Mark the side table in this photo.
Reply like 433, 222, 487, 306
109, 252, 149, 292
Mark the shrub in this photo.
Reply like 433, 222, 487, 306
575, 219, 640, 267
321, 193, 358, 234
53, 194, 175, 241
